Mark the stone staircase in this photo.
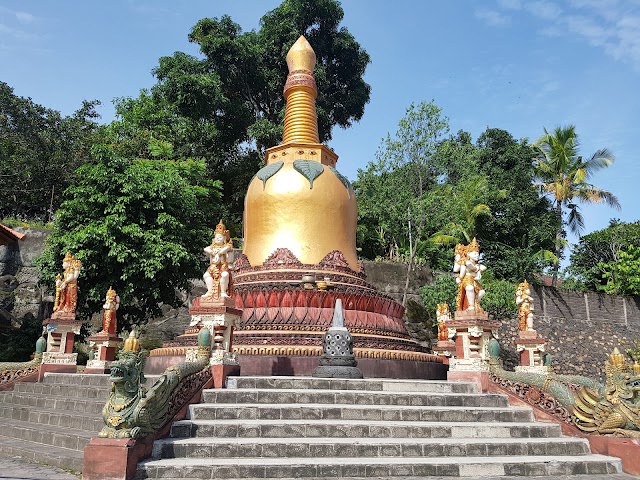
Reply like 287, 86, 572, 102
137, 376, 624, 479
0, 372, 110, 473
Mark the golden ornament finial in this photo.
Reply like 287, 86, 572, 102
286, 35, 316, 73
214, 220, 230, 240
123, 330, 140, 352
609, 347, 625, 367
468, 237, 480, 252
282, 36, 319, 145
106, 286, 116, 300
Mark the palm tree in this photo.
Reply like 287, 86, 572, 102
533, 125, 620, 286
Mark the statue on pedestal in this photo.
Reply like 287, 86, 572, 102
99, 287, 120, 336
201, 220, 234, 302
516, 280, 534, 331
454, 238, 486, 313
53, 252, 82, 317
436, 303, 450, 341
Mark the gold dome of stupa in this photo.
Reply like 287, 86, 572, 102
242, 36, 360, 272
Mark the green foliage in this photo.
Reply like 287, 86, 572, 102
103, 0, 370, 235
569, 220, 640, 290
481, 278, 517, 320
473, 129, 558, 281
533, 125, 620, 285
420, 274, 457, 325
599, 245, 640, 296
0, 82, 101, 221
37, 145, 221, 330
0, 314, 41, 362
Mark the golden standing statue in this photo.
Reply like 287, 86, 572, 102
99, 287, 120, 336
516, 280, 534, 331
53, 252, 82, 316
436, 303, 450, 341
454, 239, 486, 313
201, 220, 234, 301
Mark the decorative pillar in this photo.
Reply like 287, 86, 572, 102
446, 239, 500, 391
187, 297, 241, 388
514, 280, 551, 373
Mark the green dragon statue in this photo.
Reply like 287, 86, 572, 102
99, 330, 212, 439
573, 348, 640, 437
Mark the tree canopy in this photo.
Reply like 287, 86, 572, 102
0, 82, 101, 220
37, 145, 221, 329
102, 0, 371, 234
356, 103, 558, 284
533, 125, 620, 285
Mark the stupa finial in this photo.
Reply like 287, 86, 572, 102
286, 35, 316, 73
282, 36, 319, 145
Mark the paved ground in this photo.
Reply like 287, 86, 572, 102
0, 456, 79, 480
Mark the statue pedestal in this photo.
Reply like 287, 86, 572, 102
40, 317, 82, 378
187, 297, 241, 387
447, 311, 500, 392
85, 333, 123, 374
432, 340, 456, 360
515, 331, 550, 374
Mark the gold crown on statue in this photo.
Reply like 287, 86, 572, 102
64, 252, 73, 262
468, 237, 480, 252
214, 220, 230, 240
106, 287, 117, 300
609, 347, 626, 368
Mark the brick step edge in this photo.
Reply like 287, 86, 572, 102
0, 433, 84, 474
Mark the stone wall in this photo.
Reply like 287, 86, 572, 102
0, 227, 50, 327
496, 285, 640, 381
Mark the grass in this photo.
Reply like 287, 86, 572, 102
0, 217, 54, 230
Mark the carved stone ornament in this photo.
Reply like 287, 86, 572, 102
263, 248, 303, 267
319, 250, 351, 269
447, 327, 457, 340
468, 326, 484, 338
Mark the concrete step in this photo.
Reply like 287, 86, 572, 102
227, 376, 478, 393
135, 454, 622, 478
188, 403, 533, 423
151, 436, 590, 460
0, 433, 84, 474
0, 416, 95, 451
170, 419, 563, 439
0, 403, 103, 431
0, 391, 105, 415
42, 372, 111, 386
12, 381, 111, 400
202, 388, 509, 408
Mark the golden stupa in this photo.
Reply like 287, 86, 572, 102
242, 36, 360, 273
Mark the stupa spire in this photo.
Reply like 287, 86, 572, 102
282, 35, 319, 145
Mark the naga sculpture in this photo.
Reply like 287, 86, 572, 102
573, 348, 640, 437
99, 330, 211, 439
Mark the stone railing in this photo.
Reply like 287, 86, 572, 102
0, 353, 42, 391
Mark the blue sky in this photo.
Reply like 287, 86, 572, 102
1, 0, 639, 250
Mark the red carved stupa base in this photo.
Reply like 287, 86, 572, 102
147, 249, 445, 378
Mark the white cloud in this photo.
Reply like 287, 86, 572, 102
15, 11, 35, 24
475, 8, 511, 27
493, 0, 640, 72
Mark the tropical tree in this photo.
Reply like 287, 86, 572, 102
533, 125, 620, 286
37, 144, 221, 329
103, 0, 371, 234
0, 82, 101, 220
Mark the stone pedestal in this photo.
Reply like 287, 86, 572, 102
85, 333, 123, 374
313, 299, 363, 379
432, 340, 456, 359
40, 317, 82, 376
515, 330, 551, 374
187, 297, 241, 387
447, 311, 500, 390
